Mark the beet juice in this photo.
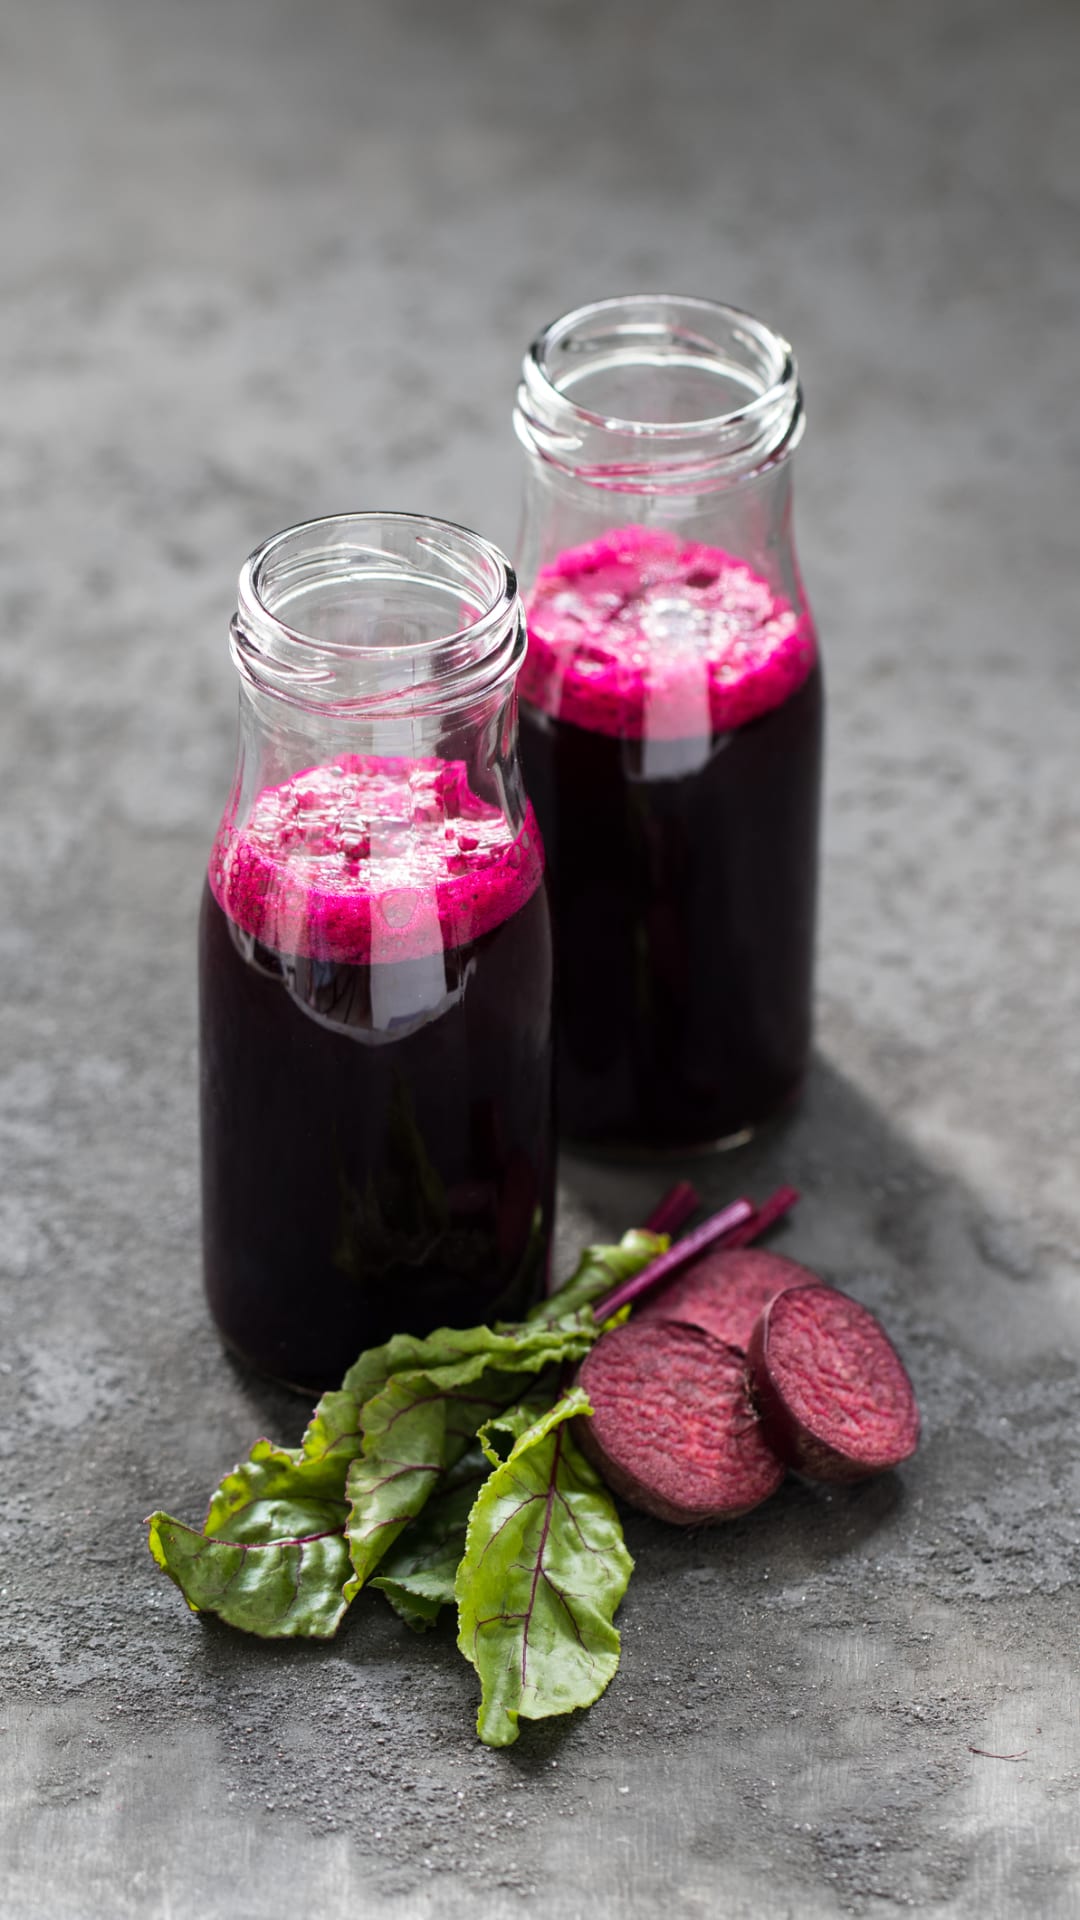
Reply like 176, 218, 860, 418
513, 297, 823, 1152
201, 516, 554, 1390
519, 527, 821, 1150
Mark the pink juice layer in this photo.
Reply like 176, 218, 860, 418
209, 755, 544, 966
521, 525, 816, 739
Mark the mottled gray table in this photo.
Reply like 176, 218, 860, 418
3, 2, 1079, 1915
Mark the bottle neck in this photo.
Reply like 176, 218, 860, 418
515, 295, 803, 492
516, 457, 800, 610
224, 510, 529, 821
513, 295, 807, 608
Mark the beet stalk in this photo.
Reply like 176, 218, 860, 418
595, 1186, 800, 1321
642, 1180, 701, 1238
714, 1184, 800, 1251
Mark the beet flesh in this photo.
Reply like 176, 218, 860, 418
634, 1247, 812, 1352
576, 1317, 785, 1525
747, 1284, 920, 1483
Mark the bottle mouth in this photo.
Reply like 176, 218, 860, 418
232, 512, 525, 713
515, 294, 804, 492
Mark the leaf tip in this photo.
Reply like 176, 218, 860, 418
477, 1702, 520, 1748
144, 1510, 169, 1570
145, 1512, 204, 1614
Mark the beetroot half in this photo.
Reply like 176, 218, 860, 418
633, 1247, 812, 1352
747, 1284, 920, 1483
576, 1317, 785, 1526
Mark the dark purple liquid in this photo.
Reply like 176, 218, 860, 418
200, 883, 554, 1390
199, 758, 554, 1391
521, 658, 823, 1153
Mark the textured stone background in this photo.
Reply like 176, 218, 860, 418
2, 1, 1079, 1915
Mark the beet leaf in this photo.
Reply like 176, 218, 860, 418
146, 1498, 352, 1638
455, 1389, 632, 1748
369, 1448, 489, 1630
199, 1328, 500, 1540
146, 1231, 661, 1642
343, 1317, 598, 1597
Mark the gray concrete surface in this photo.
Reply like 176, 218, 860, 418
2, 1, 1079, 1914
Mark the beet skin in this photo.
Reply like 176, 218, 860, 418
577, 1317, 785, 1525
747, 1284, 920, 1483
634, 1247, 812, 1352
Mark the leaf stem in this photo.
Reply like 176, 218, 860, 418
715, 1183, 800, 1250
642, 1180, 701, 1237
595, 1186, 800, 1319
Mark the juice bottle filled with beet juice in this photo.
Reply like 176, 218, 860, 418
200, 514, 555, 1390
513, 296, 823, 1154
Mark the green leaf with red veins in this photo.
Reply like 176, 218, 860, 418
370, 1447, 490, 1630
343, 1321, 595, 1597
146, 1231, 661, 1641
455, 1389, 633, 1748
146, 1498, 351, 1638
202, 1320, 586, 1538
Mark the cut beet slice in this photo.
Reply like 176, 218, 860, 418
634, 1247, 813, 1352
747, 1285, 920, 1483
576, 1318, 785, 1526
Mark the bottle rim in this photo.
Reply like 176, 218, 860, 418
231, 511, 525, 715
515, 293, 804, 492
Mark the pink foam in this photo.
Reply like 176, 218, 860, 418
209, 756, 544, 965
521, 525, 816, 739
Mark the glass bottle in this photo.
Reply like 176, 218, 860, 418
200, 513, 555, 1391
513, 295, 823, 1154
